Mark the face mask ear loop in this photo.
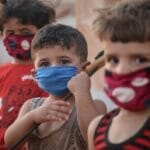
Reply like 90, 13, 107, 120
31, 68, 35, 76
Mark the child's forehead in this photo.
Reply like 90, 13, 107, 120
99, 0, 122, 8
103, 40, 150, 55
34, 46, 78, 58
3, 18, 38, 30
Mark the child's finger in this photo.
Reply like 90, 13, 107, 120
43, 100, 70, 113
49, 100, 70, 106
46, 110, 69, 121
43, 100, 70, 107
49, 104, 70, 114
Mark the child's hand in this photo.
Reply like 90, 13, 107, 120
30, 100, 70, 124
68, 71, 91, 96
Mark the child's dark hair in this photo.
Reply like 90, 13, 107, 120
0, 0, 55, 30
32, 24, 88, 62
93, 0, 150, 42
0, 0, 6, 5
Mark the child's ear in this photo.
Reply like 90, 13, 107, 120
31, 68, 35, 76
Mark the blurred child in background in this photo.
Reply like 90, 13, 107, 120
0, 0, 55, 149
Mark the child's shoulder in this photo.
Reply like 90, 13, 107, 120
29, 97, 45, 110
0, 63, 12, 69
89, 115, 103, 132
20, 97, 45, 114
0, 63, 34, 70
0, 63, 14, 75
88, 108, 119, 136
88, 114, 104, 148
0, 63, 35, 80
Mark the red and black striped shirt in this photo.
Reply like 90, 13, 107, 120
94, 109, 150, 150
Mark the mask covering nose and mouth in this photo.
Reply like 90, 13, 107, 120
104, 67, 150, 111
4, 34, 34, 60
35, 66, 78, 96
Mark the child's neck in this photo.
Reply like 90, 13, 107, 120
117, 108, 150, 120
12, 58, 33, 65
50, 94, 75, 105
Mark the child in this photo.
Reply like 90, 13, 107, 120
4, 24, 106, 149
88, 0, 150, 149
0, 0, 55, 149
76, 0, 126, 112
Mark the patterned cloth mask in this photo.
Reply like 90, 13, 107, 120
104, 67, 150, 111
35, 66, 78, 96
4, 34, 34, 60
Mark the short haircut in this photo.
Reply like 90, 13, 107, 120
32, 24, 88, 62
93, 0, 150, 42
98, 0, 123, 8
0, 0, 55, 30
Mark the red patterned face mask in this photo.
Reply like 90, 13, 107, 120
104, 67, 150, 111
4, 34, 34, 60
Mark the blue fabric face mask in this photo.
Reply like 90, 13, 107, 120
35, 66, 78, 96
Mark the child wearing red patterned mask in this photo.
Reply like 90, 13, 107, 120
88, 0, 150, 149
0, 0, 55, 149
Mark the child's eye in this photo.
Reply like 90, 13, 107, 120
135, 56, 148, 64
107, 56, 119, 65
22, 32, 32, 36
39, 62, 50, 67
59, 59, 71, 65
6, 31, 14, 36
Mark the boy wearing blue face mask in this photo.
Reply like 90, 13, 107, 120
88, 0, 150, 149
4, 24, 106, 150
0, 0, 55, 149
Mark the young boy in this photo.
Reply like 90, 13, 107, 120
76, 0, 126, 112
0, 0, 55, 149
88, 0, 150, 149
4, 24, 106, 149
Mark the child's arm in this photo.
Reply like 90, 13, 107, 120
68, 71, 106, 140
4, 99, 70, 148
4, 100, 34, 147
88, 116, 103, 150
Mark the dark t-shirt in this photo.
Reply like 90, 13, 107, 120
27, 98, 87, 150
94, 109, 150, 150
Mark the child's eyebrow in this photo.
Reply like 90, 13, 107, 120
19, 28, 31, 32
129, 54, 150, 61
58, 56, 73, 61
59, 56, 70, 59
5, 29, 13, 31
129, 53, 150, 57
105, 53, 119, 57
39, 58, 49, 62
